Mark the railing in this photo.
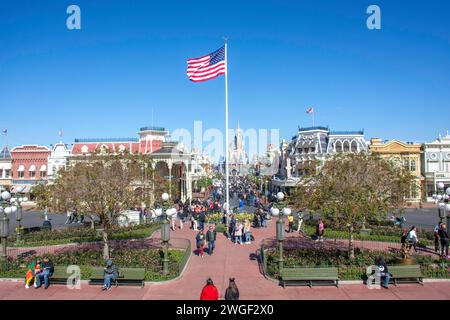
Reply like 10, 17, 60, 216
178, 239, 191, 275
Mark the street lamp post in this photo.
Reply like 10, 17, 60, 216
270, 192, 292, 275
432, 183, 450, 232
10, 186, 26, 244
155, 192, 176, 275
0, 190, 12, 263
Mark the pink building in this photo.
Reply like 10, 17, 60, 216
70, 126, 168, 156
11, 145, 51, 193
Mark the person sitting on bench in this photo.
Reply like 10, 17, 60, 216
102, 259, 118, 291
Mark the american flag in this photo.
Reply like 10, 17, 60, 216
2, 129, 7, 136
306, 107, 314, 114
187, 46, 226, 82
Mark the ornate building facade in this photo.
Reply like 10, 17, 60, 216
369, 138, 423, 203
272, 126, 368, 192
10, 145, 51, 193
422, 131, 450, 201
47, 142, 71, 182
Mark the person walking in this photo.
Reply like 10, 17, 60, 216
437, 224, 449, 258
287, 214, 294, 233
199, 210, 206, 231
316, 219, 325, 241
206, 225, 217, 255
234, 220, 243, 245
224, 278, 240, 300
228, 214, 236, 241
196, 230, 205, 258
296, 212, 304, 234
433, 224, 441, 254
200, 278, 219, 300
406, 226, 419, 253
244, 219, 251, 244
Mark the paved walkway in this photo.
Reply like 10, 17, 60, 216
0, 219, 449, 300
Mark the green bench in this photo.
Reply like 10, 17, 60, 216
89, 267, 146, 288
387, 265, 423, 286
50, 266, 73, 285
280, 267, 339, 288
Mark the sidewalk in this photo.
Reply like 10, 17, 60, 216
0, 220, 449, 300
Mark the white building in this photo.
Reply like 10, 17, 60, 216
0, 146, 12, 189
423, 130, 450, 200
272, 126, 368, 192
47, 142, 71, 183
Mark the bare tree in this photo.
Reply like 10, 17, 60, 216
291, 153, 414, 259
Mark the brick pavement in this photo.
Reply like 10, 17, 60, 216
0, 219, 449, 300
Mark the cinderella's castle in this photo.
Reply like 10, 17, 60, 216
229, 121, 249, 174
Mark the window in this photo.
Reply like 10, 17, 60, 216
335, 141, 342, 153
351, 141, 358, 152
404, 159, 409, 171
0, 169, 3, 178
444, 162, 450, 173
18, 171, 24, 178
40, 171, 46, 178
4, 169, 10, 178
343, 141, 350, 152
29, 170, 35, 178
428, 162, 439, 172
410, 160, 416, 172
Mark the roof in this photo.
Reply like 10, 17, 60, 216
0, 146, 11, 160
74, 138, 139, 143
329, 130, 364, 135
139, 126, 167, 132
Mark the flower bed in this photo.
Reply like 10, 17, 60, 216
0, 243, 184, 282
10, 223, 160, 247
206, 213, 254, 223
301, 220, 433, 244
264, 247, 449, 280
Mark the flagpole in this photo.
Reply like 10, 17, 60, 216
224, 38, 230, 214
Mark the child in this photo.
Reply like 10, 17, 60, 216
196, 231, 205, 257
25, 258, 42, 289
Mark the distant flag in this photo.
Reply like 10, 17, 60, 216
2, 129, 7, 136
306, 107, 314, 114
187, 46, 226, 82
58, 129, 63, 137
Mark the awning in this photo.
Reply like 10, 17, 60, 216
17, 165, 25, 171
29, 165, 36, 171
11, 185, 32, 194
40, 165, 47, 171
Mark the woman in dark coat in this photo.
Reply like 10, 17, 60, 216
224, 278, 240, 300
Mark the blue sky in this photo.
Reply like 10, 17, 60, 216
1, 0, 450, 152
